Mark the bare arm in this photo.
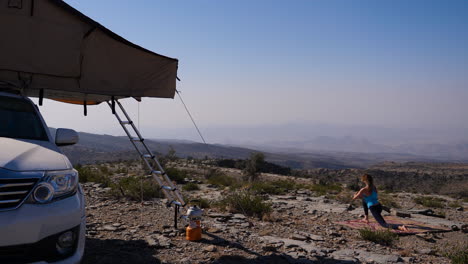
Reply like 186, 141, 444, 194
353, 188, 365, 200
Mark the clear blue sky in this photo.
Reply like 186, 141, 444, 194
38, 0, 468, 142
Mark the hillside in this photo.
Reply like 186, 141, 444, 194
58, 130, 356, 169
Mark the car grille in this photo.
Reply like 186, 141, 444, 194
0, 178, 38, 210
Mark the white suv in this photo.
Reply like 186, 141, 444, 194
0, 91, 85, 264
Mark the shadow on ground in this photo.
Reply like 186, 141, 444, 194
196, 232, 262, 257
196, 233, 359, 264
213, 254, 359, 264
82, 238, 161, 264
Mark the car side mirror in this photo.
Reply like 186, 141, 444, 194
55, 128, 79, 146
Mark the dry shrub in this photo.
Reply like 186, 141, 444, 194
250, 179, 296, 195
306, 183, 342, 196
444, 244, 468, 264
413, 196, 446, 208
358, 228, 398, 245
380, 193, 401, 208
216, 191, 272, 218
109, 176, 163, 200
205, 169, 239, 188
182, 182, 200, 191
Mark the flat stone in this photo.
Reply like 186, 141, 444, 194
290, 234, 308, 241
332, 249, 402, 264
102, 225, 118, 231
207, 227, 222, 233
232, 213, 246, 219
416, 248, 432, 255
365, 254, 401, 264
145, 236, 158, 247
203, 245, 217, 252
240, 222, 250, 228
207, 213, 231, 218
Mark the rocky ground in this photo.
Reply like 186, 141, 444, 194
80, 168, 467, 264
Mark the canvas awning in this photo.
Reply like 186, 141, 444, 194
0, 0, 178, 105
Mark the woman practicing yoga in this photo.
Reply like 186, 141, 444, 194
352, 174, 408, 231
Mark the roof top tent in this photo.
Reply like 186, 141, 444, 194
0, 0, 185, 216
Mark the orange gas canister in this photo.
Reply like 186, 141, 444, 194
186, 220, 202, 241
185, 206, 203, 241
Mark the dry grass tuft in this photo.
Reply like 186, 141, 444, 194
358, 228, 398, 245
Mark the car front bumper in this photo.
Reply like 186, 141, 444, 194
0, 187, 86, 264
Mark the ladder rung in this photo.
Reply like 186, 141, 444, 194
171, 201, 183, 206
151, 170, 163, 175
161, 185, 177, 191
142, 154, 155, 159
131, 137, 143, 142
120, 121, 133, 125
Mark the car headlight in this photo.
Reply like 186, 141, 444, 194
31, 169, 79, 203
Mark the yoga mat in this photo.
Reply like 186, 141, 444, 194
336, 215, 451, 234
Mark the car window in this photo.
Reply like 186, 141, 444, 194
0, 96, 48, 141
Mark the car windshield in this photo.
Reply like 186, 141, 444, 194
0, 95, 48, 141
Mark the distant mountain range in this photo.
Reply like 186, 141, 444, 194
247, 136, 468, 161
138, 123, 468, 162
53, 129, 467, 169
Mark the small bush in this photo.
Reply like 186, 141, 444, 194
165, 167, 187, 184
333, 190, 354, 204
348, 180, 362, 192
99, 165, 110, 175
414, 196, 446, 208
380, 193, 401, 209
444, 244, 468, 264
110, 176, 163, 200
250, 180, 296, 195
183, 182, 200, 191
359, 228, 398, 245
116, 167, 128, 174
243, 152, 265, 182
76, 165, 112, 187
448, 201, 462, 208
307, 183, 342, 196
205, 169, 239, 187
186, 197, 212, 209
217, 191, 272, 218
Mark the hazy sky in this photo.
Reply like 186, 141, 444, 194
35, 0, 468, 142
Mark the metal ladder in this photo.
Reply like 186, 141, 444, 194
107, 100, 185, 209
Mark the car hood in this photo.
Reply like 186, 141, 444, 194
0, 137, 71, 171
